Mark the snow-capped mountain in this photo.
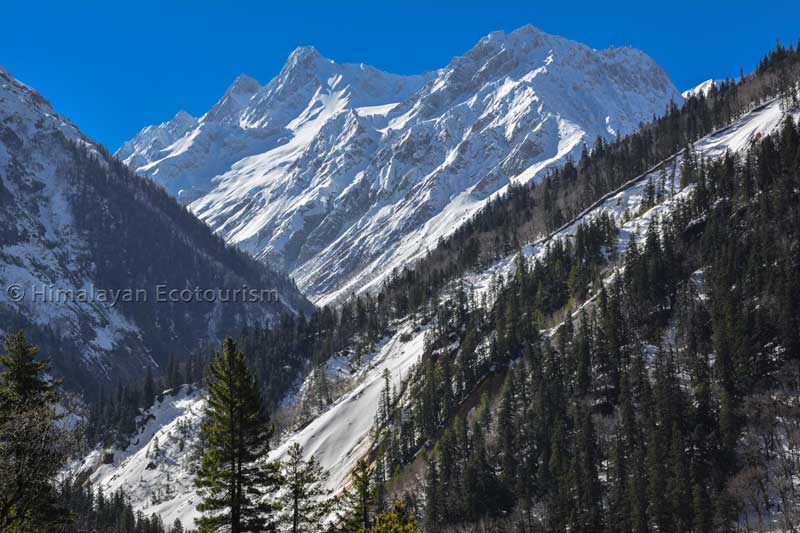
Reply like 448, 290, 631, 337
0, 66, 311, 392
118, 24, 683, 304
117, 50, 429, 205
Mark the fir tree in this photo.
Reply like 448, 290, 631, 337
0, 331, 68, 531
339, 458, 375, 531
278, 443, 333, 533
0, 331, 56, 407
195, 337, 281, 533
423, 458, 440, 531
143, 365, 155, 409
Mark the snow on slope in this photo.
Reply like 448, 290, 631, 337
91, 93, 795, 531
461, 97, 791, 306
274, 98, 796, 502
119, 25, 682, 304
75, 326, 428, 530
75, 386, 205, 529
267, 324, 428, 491
682, 78, 719, 98
0, 65, 310, 390
118, 49, 428, 206
0, 66, 151, 377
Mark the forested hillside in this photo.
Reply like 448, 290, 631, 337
0, 65, 311, 396
360, 43, 800, 532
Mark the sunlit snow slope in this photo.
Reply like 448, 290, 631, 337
682, 78, 719, 98
463, 97, 791, 303
118, 25, 682, 304
75, 387, 206, 529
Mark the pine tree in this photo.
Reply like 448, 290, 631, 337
627, 446, 649, 533
575, 409, 604, 532
377, 368, 392, 426
166, 355, 178, 390
575, 310, 592, 396
278, 443, 333, 533
0, 331, 68, 531
195, 337, 281, 533
423, 458, 440, 531
498, 375, 517, 487
668, 421, 692, 531
312, 355, 331, 409
692, 481, 713, 533
607, 431, 629, 533
0, 331, 56, 407
645, 419, 671, 533
339, 458, 375, 531
171, 517, 185, 533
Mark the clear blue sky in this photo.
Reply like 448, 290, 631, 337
2, 0, 797, 151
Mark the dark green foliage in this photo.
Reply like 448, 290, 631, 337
441, 116, 799, 530
278, 442, 334, 533
2, 132, 312, 401
237, 295, 389, 415
195, 337, 281, 533
57, 39, 800, 533
64, 140, 311, 357
0, 331, 69, 531
337, 459, 378, 532
373, 43, 800, 319
0, 331, 57, 407
56, 481, 180, 533
367, 499, 419, 532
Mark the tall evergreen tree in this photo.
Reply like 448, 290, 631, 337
339, 458, 375, 532
195, 337, 281, 533
0, 331, 56, 407
278, 443, 333, 533
0, 331, 68, 531
143, 365, 155, 409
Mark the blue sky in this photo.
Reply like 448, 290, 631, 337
2, 1, 798, 151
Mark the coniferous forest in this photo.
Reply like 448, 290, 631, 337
1, 33, 800, 533
380, 121, 800, 531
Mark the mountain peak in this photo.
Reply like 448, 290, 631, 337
288, 45, 323, 62
204, 73, 262, 123
682, 78, 718, 98
483, 23, 546, 42
478, 23, 551, 48
172, 109, 196, 125
0, 63, 312, 393
513, 23, 546, 35
281, 45, 333, 77
226, 73, 262, 96
119, 27, 681, 303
